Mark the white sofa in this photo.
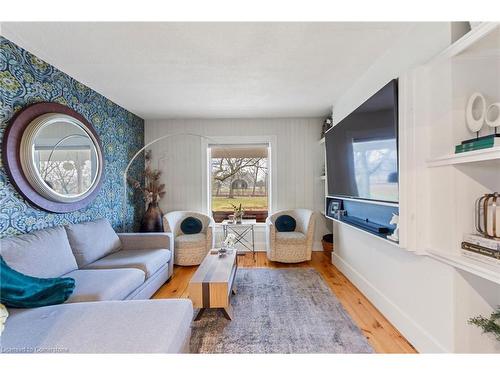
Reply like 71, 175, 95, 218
265, 209, 315, 263
0, 219, 193, 353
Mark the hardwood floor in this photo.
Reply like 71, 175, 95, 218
153, 251, 417, 354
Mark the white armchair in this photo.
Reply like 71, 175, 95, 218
163, 211, 215, 266
265, 209, 315, 263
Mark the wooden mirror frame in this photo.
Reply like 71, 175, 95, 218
2, 102, 105, 213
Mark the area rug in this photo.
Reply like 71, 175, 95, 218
190, 268, 374, 353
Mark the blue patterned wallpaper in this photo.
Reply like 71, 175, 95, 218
0, 36, 145, 238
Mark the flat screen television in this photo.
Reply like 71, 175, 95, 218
326, 79, 398, 204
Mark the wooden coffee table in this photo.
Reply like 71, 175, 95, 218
188, 249, 238, 320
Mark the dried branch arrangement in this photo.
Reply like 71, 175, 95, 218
127, 150, 166, 205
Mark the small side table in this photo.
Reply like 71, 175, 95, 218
221, 219, 256, 261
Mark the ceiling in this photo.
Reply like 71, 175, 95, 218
1, 22, 414, 119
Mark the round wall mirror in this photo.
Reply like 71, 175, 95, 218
3, 103, 104, 213
21, 113, 102, 203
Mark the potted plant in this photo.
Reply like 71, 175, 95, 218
469, 307, 500, 342
231, 203, 244, 224
128, 150, 166, 232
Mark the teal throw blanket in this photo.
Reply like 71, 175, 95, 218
0, 256, 75, 308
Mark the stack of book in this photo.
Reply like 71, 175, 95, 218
461, 233, 500, 265
455, 134, 500, 154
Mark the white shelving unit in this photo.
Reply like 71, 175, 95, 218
322, 24, 500, 285
427, 146, 500, 167
426, 248, 500, 285
413, 22, 500, 284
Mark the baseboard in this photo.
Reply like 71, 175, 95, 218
332, 252, 449, 353
254, 241, 266, 251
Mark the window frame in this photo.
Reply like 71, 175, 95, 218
202, 135, 277, 222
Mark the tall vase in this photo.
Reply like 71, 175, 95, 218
140, 202, 164, 232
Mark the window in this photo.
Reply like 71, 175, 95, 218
209, 144, 269, 223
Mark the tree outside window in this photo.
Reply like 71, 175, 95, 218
210, 145, 269, 222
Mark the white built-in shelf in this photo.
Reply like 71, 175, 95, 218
426, 147, 500, 167
431, 22, 499, 63
319, 137, 325, 145
426, 248, 500, 285
411, 23, 500, 286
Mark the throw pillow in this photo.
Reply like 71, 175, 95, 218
65, 218, 122, 267
0, 226, 78, 279
275, 215, 297, 232
0, 256, 75, 308
180, 217, 203, 235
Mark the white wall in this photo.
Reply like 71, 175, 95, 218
145, 118, 330, 250
331, 22, 500, 353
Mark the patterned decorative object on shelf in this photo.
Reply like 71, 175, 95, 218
0, 37, 144, 238
475, 192, 500, 239
321, 117, 333, 138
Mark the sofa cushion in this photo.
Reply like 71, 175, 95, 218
63, 269, 145, 303
84, 249, 171, 278
275, 214, 297, 232
1, 299, 193, 353
65, 219, 122, 267
176, 233, 206, 248
0, 226, 78, 278
276, 231, 306, 244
